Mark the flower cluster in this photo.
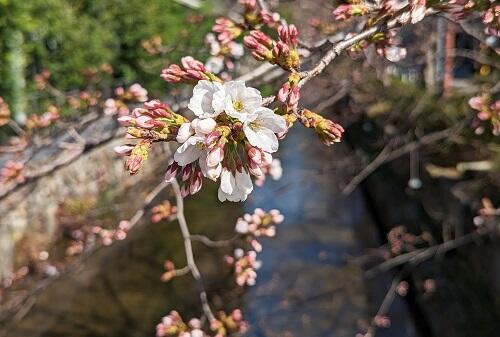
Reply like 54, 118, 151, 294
162, 57, 221, 84
156, 310, 247, 337
33, 69, 51, 90
151, 200, 177, 223
0, 161, 25, 185
160, 260, 178, 282
68, 90, 101, 110
104, 83, 149, 116
385, 225, 432, 259
277, 73, 301, 111
235, 208, 284, 251
373, 31, 408, 63
93, 220, 131, 246
399, 0, 427, 24
163, 79, 287, 201
254, 157, 282, 187
297, 109, 345, 146
141, 35, 167, 56
0, 96, 10, 127
211, 310, 248, 337
26, 105, 60, 130
482, 5, 499, 36
244, 24, 300, 71
115, 100, 187, 174
332, 4, 372, 21
156, 311, 199, 337
469, 94, 500, 135
204, 33, 244, 76
66, 220, 131, 256
212, 0, 280, 47
225, 248, 261, 286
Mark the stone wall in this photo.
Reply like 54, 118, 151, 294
0, 117, 169, 279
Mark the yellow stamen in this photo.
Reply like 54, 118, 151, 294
233, 100, 244, 112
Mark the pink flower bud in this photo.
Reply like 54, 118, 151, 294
144, 100, 165, 110
186, 69, 205, 80
273, 41, 290, 58
247, 147, 262, 164
117, 115, 135, 127
164, 162, 180, 182
182, 165, 192, 182
195, 118, 216, 134
205, 130, 222, 148
207, 147, 224, 167
132, 108, 146, 118
189, 173, 203, 195
206, 163, 222, 181
277, 82, 290, 103
262, 152, 273, 166
125, 155, 143, 175
243, 36, 259, 50
250, 30, 274, 48
136, 115, 155, 128
160, 74, 181, 83
288, 24, 298, 46
278, 25, 289, 43
248, 161, 263, 177
176, 123, 194, 143
180, 184, 190, 198
468, 96, 484, 110
114, 145, 134, 156
181, 56, 206, 72
288, 86, 300, 107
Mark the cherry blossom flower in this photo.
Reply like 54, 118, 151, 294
211, 309, 248, 337
218, 168, 253, 202
235, 208, 284, 251
225, 248, 261, 286
469, 94, 500, 135
243, 107, 287, 152
152, 200, 177, 223
0, 161, 25, 184
255, 157, 283, 187
400, 0, 427, 24
482, 5, 499, 36
223, 81, 263, 122
188, 81, 225, 119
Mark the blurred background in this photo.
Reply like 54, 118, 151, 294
0, 0, 499, 337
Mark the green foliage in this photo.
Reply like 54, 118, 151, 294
0, 0, 216, 116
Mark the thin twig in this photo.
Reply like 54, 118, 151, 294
364, 274, 402, 337
342, 122, 465, 195
189, 234, 238, 248
365, 225, 498, 278
171, 179, 216, 323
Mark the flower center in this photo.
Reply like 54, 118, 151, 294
233, 100, 244, 112
195, 142, 205, 150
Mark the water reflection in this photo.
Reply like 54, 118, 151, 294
242, 127, 372, 337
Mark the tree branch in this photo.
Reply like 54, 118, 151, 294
171, 179, 216, 323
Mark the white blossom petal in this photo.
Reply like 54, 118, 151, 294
188, 80, 224, 118
254, 108, 287, 133
176, 123, 194, 143
194, 118, 216, 134
220, 168, 234, 194
244, 123, 279, 153
235, 170, 253, 194
174, 136, 204, 166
